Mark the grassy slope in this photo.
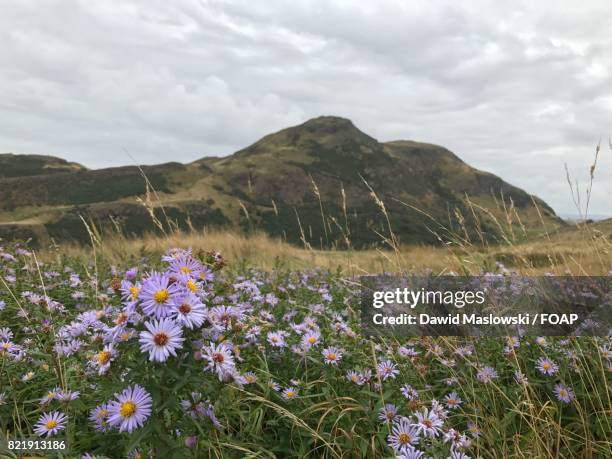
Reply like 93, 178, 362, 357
43, 217, 611, 276
0, 117, 563, 247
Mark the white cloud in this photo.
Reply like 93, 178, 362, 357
0, 0, 610, 214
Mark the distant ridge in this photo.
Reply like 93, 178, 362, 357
0, 116, 562, 247
0, 153, 86, 179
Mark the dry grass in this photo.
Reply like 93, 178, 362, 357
39, 220, 610, 276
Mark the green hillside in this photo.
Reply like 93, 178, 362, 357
0, 153, 86, 178
0, 117, 563, 247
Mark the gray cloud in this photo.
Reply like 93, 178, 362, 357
0, 0, 610, 215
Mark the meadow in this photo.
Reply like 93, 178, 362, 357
1, 149, 610, 458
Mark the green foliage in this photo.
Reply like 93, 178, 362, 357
0, 243, 609, 458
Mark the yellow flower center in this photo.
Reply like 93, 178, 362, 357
186, 279, 197, 292
120, 401, 136, 418
398, 433, 411, 444
308, 337, 316, 344
180, 266, 192, 274
130, 286, 140, 300
153, 289, 169, 304
45, 419, 58, 429
97, 409, 109, 419
543, 363, 551, 370
97, 351, 111, 364
327, 353, 337, 361
285, 390, 295, 398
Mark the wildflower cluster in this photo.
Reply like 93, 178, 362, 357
0, 242, 609, 457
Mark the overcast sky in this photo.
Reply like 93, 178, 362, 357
1, 1, 611, 215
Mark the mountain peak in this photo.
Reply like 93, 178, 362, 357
230, 115, 378, 159
291, 116, 368, 139
298, 115, 354, 129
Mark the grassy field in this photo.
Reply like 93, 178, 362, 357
40, 216, 611, 276
1, 228, 610, 458
1, 150, 610, 458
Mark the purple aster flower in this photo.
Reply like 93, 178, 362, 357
203, 399, 223, 429
198, 266, 214, 282
431, 399, 449, 421
108, 385, 152, 433
444, 392, 462, 409
377, 359, 399, 380
139, 272, 180, 318
171, 292, 206, 329
0, 327, 12, 340
90, 344, 116, 375
267, 379, 281, 391
120, 280, 141, 305
553, 383, 575, 403
322, 347, 343, 365
180, 392, 206, 419
168, 254, 203, 277
378, 403, 398, 423
514, 370, 529, 385
281, 386, 298, 400
536, 357, 559, 376
359, 369, 372, 384
388, 417, 420, 452
346, 370, 361, 384
139, 318, 184, 362
241, 371, 258, 384
467, 422, 481, 437
89, 403, 112, 432
201, 342, 236, 378
0, 341, 15, 356
39, 387, 61, 406
414, 408, 443, 438
400, 384, 419, 401
267, 331, 287, 348
34, 411, 67, 437
55, 389, 80, 402
301, 330, 321, 348
476, 366, 498, 383
398, 346, 419, 358
125, 267, 138, 281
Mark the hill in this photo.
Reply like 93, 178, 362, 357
0, 117, 562, 247
0, 153, 86, 178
